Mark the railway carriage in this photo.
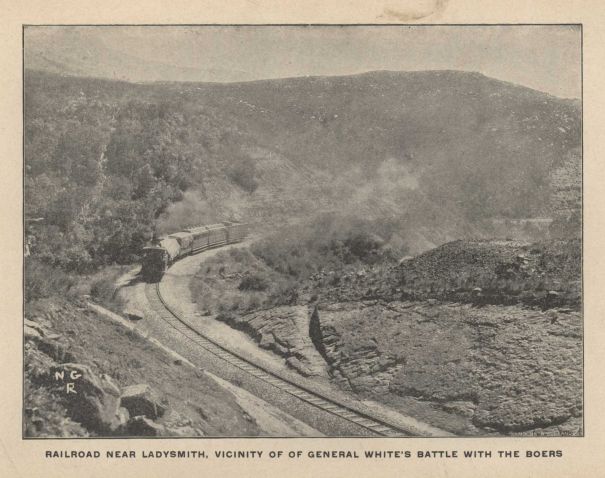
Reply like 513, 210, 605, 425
207, 223, 228, 247
141, 221, 248, 282
185, 223, 228, 250
225, 221, 247, 243
186, 225, 211, 251
168, 231, 194, 255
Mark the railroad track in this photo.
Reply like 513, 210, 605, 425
144, 281, 428, 437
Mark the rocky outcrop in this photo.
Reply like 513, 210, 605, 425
49, 363, 127, 432
127, 416, 167, 436
311, 240, 581, 311
38, 361, 206, 436
24, 298, 263, 438
216, 306, 327, 377
313, 302, 406, 393
313, 299, 582, 435
120, 384, 167, 420
24, 311, 130, 434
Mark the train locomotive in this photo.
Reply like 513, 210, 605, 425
141, 221, 247, 282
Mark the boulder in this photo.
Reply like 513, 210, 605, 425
37, 338, 76, 363
126, 416, 166, 436
124, 308, 144, 321
25, 319, 47, 336
258, 333, 275, 349
24, 325, 42, 340
51, 363, 123, 433
112, 407, 131, 432
273, 342, 289, 356
285, 357, 313, 377
349, 375, 380, 392
120, 384, 167, 419
100, 373, 121, 397
441, 400, 477, 417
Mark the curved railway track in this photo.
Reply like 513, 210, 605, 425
145, 281, 436, 437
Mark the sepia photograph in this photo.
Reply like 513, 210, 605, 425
23, 24, 582, 439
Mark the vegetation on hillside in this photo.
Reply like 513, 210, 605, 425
276, 235, 582, 310
194, 219, 581, 316
25, 69, 581, 304
25, 72, 248, 294
251, 215, 398, 279
190, 215, 399, 315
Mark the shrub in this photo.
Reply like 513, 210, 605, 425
270, 279, 299, 306
89, 276, 117, 302
228, 158, 258, 193
85, 265, 130, 306
238, 274, 269, 292
246, 295, 261, 311
25, 258, 76, 302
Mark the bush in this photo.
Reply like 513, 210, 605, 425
25, 258, 76, 302
228, 158, 258, 193
89, 276, 117, 302
250, 214, 397, 284
269, 279, 299, 306
238, 274, 269, 292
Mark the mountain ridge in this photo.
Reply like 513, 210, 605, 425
24, 67, 581, 268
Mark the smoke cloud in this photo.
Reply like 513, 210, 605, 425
156, 190, 218, 235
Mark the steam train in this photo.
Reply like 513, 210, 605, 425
141, 222, 248, 282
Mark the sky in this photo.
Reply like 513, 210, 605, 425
26, 25, 581, 98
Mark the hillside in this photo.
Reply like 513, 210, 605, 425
25, 68, 580, 274
313, 238, 582, 310
25, 297, 312, 437
189, 235, 582, 435
158, 70, 580, 219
